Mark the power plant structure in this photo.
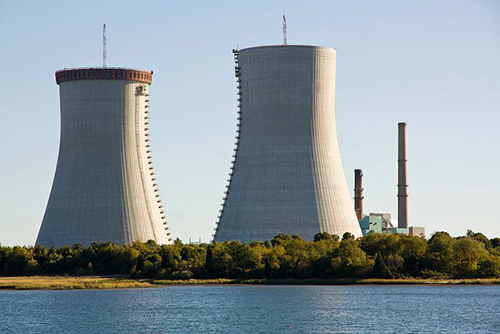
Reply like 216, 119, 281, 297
354, 169, 364, 221
36, 68, 172, 247
213, 45, 362, 243
356, 122, 424, 237
397, 122, 409, 229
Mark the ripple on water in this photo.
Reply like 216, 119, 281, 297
0, 285, 499, 333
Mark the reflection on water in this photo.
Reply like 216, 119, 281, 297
1, 285, 499, 333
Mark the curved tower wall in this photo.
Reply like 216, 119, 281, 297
213, 45, 362, 243
36, 68, 172, 247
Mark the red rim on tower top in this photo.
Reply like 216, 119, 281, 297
55, 68, 153, 85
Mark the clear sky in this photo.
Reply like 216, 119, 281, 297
0, 1, 499, 246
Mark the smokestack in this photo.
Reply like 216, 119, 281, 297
354, 169, 364, 220
398, 122, 408, 228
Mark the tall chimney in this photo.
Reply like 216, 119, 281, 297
354, 169, 364, 220
397, 122, 408, 228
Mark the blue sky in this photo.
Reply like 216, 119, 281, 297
0, 1, 499, 246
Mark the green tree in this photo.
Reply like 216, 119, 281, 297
359, 233, 388, 257
478, 255, 500, 278
342, 232, 355, 241
467, 230, 492, 249
373, 252, 394, 279
453, 238, 489, 277
2, 231, 499, 280
314, 232, 339, 242
331, 239, 373, 277
425, 232, 456, 275
205, 245, 214, 272
490, 238, 500, 249
220, 253, 233, 277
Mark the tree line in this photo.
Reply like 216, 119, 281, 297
1, 230, 499, 279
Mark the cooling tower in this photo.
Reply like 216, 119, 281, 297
213, 45, 362, 243
36, 68, 172, 247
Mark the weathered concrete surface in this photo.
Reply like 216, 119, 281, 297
37, 74, 172, 247
214, 45, 362, 243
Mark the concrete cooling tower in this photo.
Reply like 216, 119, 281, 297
213, 45, 362, 243
36, 68, 172, 247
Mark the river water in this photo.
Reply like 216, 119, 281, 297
1, 285, 498, 333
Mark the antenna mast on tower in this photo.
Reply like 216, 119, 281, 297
282, 15, 287, 45
103, 24, 107, 68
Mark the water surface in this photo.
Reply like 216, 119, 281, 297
1, 285, 498, 333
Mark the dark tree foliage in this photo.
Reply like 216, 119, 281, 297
373, 252, 394, 279
342, 232, 355, 241
467, 230, 492, 249
314, 232, 339, 242
1, 231, 499, 279
205, 245, 214, 273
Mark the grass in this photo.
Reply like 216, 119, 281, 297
1, 276, 499, 290
0, 276, 154, 290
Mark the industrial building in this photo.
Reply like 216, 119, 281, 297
213, 45, 362, 243
358, 212, 425, 237
36, 68, 172, 247
359, 213, 409, 235
355, 123, 425, 238
409, 226, 426, 238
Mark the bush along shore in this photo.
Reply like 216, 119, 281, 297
1, 231, 500, 283
2, 277, 500, 290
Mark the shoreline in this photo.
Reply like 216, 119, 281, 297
0, 276, 499, 290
